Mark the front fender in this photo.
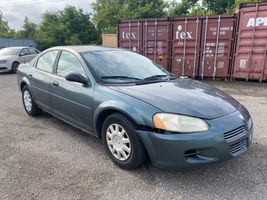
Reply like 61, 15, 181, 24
93, 99, 161, 136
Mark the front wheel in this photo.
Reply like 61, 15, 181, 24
22, 86, 42, 116
102, 113, 147, 170
11, 62, 19, 73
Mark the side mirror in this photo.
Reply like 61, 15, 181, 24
19, 52, 26, 56
65, 73, 88, 85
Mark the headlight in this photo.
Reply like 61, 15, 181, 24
0, 60, 7, 64
153, 113, 209, 133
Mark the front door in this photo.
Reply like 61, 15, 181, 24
50, 51, 93, 133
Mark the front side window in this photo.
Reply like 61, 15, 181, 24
20, 48, 29, 56
36, 51, 58, 73
57, 51, 86, 77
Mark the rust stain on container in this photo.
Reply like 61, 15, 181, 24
171, 17, 201, 78
233, 3, 267, 81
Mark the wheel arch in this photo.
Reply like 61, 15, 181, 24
20, 77, 31, 91
94, 107, 140, 139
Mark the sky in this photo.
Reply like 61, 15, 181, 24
0, 0, 95, 30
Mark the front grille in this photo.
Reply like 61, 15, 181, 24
224, 126, 246, 142
229, 139, 247, 157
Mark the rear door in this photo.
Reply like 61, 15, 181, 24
30, 50, 59, 112
50, 50, 94, 133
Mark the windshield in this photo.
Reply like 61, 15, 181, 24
81, 50, 168, 83
0, 48, 20, 56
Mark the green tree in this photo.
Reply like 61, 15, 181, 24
0, 12, 16, 37
37, 6, 100, 50
91, 0, 167, 33
168, 0, 199, 16
202, 0, 235, 14
18, 17, 38, 39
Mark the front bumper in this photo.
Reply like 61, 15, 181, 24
137, 110, 253, 169
0, 63, 11, 72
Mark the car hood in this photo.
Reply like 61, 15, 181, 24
0, 55, 16, 60
109, 79, 241, 119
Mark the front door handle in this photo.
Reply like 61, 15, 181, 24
52, 81, 59, 87
28, 74, 32, 77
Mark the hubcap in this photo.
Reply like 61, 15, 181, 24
23, 90, 32, 112
106, 123, 131, 161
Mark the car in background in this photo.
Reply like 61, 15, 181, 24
0, 46, 40, 73
17, 46, 253, 170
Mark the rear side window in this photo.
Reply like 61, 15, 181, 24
56, 51, 86, 77
36, 51, 58, 73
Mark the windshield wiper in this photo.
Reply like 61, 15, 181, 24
101, 76, 141, 80
143, 75, 168, 80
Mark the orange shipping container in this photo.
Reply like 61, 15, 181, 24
102, 34, 118, 47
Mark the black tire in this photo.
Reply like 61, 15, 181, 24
11, 62, 19, 73
22, 86, 42, 116
102, 113, 147, 170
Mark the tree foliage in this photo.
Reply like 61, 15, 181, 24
37, 6, 100, 50
0, 12, 16, 37
91, 0, 167, 33
17, 17, 38, 39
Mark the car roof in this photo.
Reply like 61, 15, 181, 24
49, 45, 125, 53
1, 46, 33, 50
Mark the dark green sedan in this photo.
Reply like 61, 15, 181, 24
17, 46, 253, 169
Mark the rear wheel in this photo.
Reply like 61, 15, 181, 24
22, 86, 42, 116
102, 113, 147, 170
11, 62, 19, 73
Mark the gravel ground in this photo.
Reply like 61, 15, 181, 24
0, 74, 266, 200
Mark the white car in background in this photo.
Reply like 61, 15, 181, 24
0, 46, 40, 73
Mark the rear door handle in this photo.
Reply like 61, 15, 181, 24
52, 81, 59, 87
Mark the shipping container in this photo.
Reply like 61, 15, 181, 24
199, 15, 235, 79
102, 34, 118, 47
118, 20, 143, 54
233, 3, 267, 81
171, 17, 202, 78
171, 15, 235, 78
142, 18, 171, 70
0, 37, 37, 49
118, 18, 171, 70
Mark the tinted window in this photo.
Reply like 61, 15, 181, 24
36, 51, 58, 73
57, 51, 86, 77
28, 48, 39, 54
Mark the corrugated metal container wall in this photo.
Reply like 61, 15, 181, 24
102, 34, 118, 47
233, 3, 267, 81
200, 15, 235, 79
0, 38, 37, 49
143, 18, 171, 70
118, 20, 143, 54
171, 17, 201, 78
